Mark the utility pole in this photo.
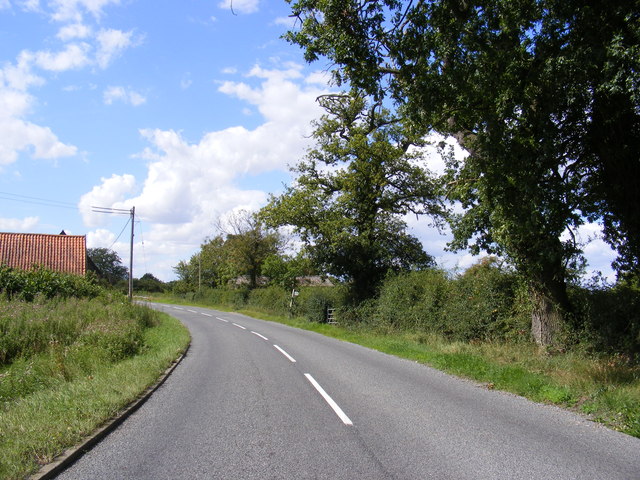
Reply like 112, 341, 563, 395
92, 205, 136, 301
129, 206, 135, 301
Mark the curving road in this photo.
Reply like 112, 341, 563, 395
56, 304, 640, 479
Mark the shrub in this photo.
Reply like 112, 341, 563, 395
376, 269, 449, 331
438, 259, 527, 341
247, 286, 290, 314
297, 286, 348, 322
0, 266, 101, 301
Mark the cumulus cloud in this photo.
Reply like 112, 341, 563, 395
0, 60, 78, 165
218, 0, 259, 14
0, 216, 40, 231
79, 173, 137, 227
0, 1, 141, 167
95, 28, 136, 68
103, 85, 146, 106
83, 64, 331, 280
49, 0, 121, 22
57, 22, 92, 41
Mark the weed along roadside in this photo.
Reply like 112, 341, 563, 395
0, 294, 190, 480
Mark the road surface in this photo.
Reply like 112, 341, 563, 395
56, 304, 640, 479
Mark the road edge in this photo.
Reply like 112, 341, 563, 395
29, 343, 190, 480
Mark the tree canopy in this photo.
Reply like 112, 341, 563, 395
173, 211, 282, 290
261, 95, 439, 301
285, 0, 640, 344
87, 247, 128, 285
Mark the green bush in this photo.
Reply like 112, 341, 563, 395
569, 279, 640, 359
438, 259, 527, 341
0, 294, 157, 366
0, 266, 101, 301
297, 286, 348, 323
247, 286, 289, 314
376, 269, 449, 331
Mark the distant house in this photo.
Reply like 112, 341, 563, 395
0, 232, 96, 276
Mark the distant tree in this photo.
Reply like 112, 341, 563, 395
261, 95, 439, 302
223, 211, 283, 289
172, 211, 282, 291
134, 273, 165, 293
262, 250, 316, 289
88, 247, 128, 286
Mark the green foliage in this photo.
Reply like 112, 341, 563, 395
88, 247, 129, 285
297, 286, 348, 323
371, 260, 530, 342
261, 95, 440, 302
284, 0, 640, 344
134, 273, 166, 293
569, 279, 640, 359
174, 211, 282, 291
0, 294, 154, 367
0, 265, 101, 301
0, 307, 188, 479
247, 286, 290, 315
262, 251, 315, 289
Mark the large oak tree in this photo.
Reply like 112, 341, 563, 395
261, 95, 440, 302
285, 0, 640, 345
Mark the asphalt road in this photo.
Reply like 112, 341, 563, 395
56, 304, 640, 479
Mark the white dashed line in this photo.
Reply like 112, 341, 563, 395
187, 309, 197, 313
232, 323, 247, 330
273, 345, 296, 363
304, 374, 353, 426
251, 331, 268, 341
216, 317, 229, 323
201, 313, 213, 317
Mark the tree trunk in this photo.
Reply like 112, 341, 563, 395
530, 288, 564, 347
529, 268, 572, 347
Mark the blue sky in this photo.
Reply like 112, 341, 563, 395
0, 0, 617, 282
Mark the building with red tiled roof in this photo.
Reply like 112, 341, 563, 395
0, 232, 92, 276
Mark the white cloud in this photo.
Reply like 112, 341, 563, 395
82, 64, 331, 280
273, 16, 296, 28
49, 0, 121, 22
180, 73, 192, 90
78, 173, 137, 227
0, 60, 77, 164
29, 42, 91, 71
217, 0, 259, 14
95, 28, 135, 69
0, 216, 39, 231
103, 85, 146, 106
57, 22, 92, 41
0, 0, 11, 10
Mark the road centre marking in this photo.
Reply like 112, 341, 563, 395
232, 323, 247, 330
201, 313, 213, 317
187, 309, 197, 313
251, 331, 268, 341
273, 345, 296, 363
216, 317, 229, 323
304, 374, 353, 426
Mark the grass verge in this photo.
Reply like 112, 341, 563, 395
0, 306, 189, 480
153, 296, 640, 439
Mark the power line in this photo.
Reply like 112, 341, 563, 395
108, 217, 132, 250
0, 191, 79, 210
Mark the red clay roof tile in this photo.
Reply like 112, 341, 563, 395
0, 232, 87, 275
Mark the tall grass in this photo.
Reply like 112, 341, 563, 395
0, 295, 190, 479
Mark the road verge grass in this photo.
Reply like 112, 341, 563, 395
0, 299, 190, 480
152, 296, 639, 438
